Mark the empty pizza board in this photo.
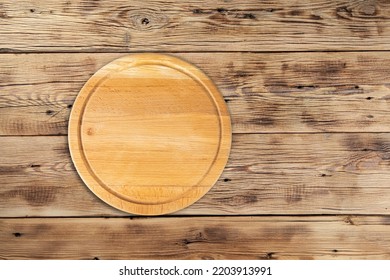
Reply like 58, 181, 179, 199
68, 54, 231, 215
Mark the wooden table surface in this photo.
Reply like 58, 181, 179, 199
1, 0, 390, 259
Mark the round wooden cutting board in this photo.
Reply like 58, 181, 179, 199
68, 54, 231, 215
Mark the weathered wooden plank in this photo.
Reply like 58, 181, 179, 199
2, 52, 390, 135
1, 134, 390, 217
1, 216, 390, 259
1, 0, 390, 52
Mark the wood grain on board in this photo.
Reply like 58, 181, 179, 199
0, 0, 390, 52
1, 216, 390, 259
68, 54, 231, 215
2, 52, 390, 136
2, 134, 390, 217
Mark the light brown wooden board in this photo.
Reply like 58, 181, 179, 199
68, 54, 231, 215
2, 52, 390, 136
2, 134, 390, 217
1, 0, 390, 52
1, 216, 390, 259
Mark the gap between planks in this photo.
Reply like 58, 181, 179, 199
2, 214, 390, 219
2, 50, 390, 54
1, 132, 390, 137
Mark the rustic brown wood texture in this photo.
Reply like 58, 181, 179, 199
2, 216, 390, 260
1, 0, 390, 52
1, 0, 390, 259
2, 52, 390, 136
2, 134, 390, 216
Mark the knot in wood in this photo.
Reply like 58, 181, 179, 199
126, 9, 169, 31
359, 4, 376, 16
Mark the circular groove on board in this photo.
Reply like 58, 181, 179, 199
68, 54, 231, 215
